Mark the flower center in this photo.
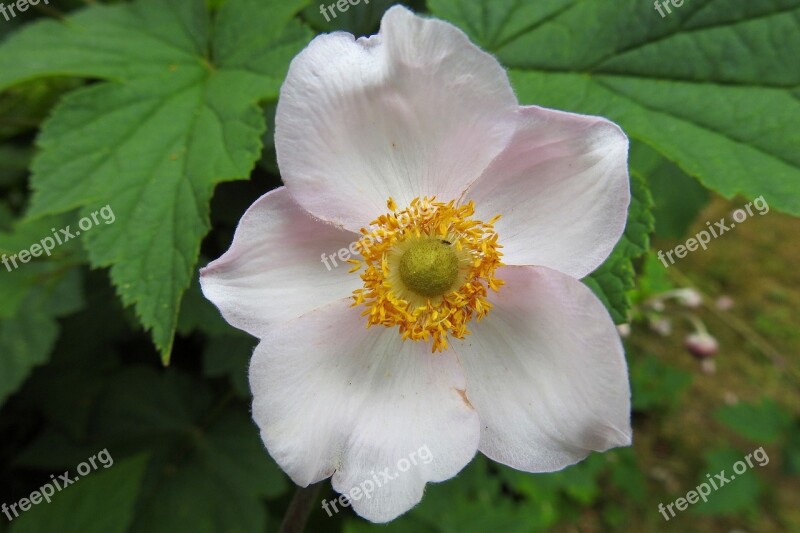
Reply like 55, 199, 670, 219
349, 197, 504, 352
398, 238, 460, 297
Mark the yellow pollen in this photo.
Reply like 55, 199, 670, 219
350, 196, 504, 352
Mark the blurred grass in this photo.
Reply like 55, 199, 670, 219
620, 196, 800, 532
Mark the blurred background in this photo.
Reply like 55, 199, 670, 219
0, 0, 798, 532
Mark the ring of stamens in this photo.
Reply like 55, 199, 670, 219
349, 197, 504, 352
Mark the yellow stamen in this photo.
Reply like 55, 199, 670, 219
350, 197, 504, 352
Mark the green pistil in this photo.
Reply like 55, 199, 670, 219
399, 238, 459, 297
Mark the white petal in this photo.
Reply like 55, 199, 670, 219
249, 299, 480, 522
465, 106, 630, 279
454, 265, 631, 472
200, 187, 361, 338
276, 5, 518, 231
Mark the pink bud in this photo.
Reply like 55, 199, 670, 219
700, 359, 716, 374
649, 317, 672, 337
685, 332, 718, 358
715, 295, 735, 311
675, 288, 702, 308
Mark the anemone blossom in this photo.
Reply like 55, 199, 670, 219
201, 5, 632, 523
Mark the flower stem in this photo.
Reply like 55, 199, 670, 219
278, 482, 323, 533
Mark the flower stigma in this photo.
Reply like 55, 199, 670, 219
350, 197, 504, 352
399, 237, 460, 297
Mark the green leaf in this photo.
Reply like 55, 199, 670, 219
0, 293, 60, 405
411, 456, 543, 533
10, 455, 149, 533
0, 78, 82, 142
0, 202, 13, 230
344, 516, 437, 533
0, 145, 32, 188
15, 366, 289, 531
176, 273, 233, 337
691, 447, 764, 516
430, 0, 800, 216
630, 354, 693, 411
0, 214, 83, 318
0, 267, 37, 319
93, 368, 287, 532
607, 448, 648, 504
629, 140, 710, 239
582, 253, 634, 324
203, 334, 254, 398
16, 273, 126, 440
0, 267, 83, 406
537, 456, 607, 505
633, 253, 676, 302
785, 425, 800, 475
714, 398, 793, 444
0, 0, 313, 362
583, 171, 654, 323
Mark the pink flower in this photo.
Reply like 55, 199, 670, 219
201, 6, 631, 522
